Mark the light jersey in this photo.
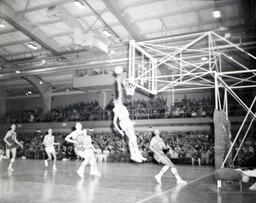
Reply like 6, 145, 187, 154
43, 134, 55, 148
113, 103, 130, 121
150, 136, 166, 153
70, 130, 93, 151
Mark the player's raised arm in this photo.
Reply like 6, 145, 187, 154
116, 76, 123, 102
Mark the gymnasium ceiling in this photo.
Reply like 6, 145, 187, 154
0, 0, 255, 97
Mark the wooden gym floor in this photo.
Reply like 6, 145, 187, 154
0, 160, 255, 203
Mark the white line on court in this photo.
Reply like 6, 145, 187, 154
137, 173, 214, 203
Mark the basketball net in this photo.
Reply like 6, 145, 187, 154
123, 80, 136, 96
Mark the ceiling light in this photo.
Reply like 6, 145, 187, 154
102, 29, 112, 37
201, 57, 208, 61
74, 0, 85, 9
15, 70, 21, 74
27, 42, 39, 50
225, 33, 231, 39
213, 9, 221, 18
0, 19, 6, 28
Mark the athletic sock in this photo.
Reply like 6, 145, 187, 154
44, 160, 48, 167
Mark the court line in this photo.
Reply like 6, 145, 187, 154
136, 172, 214, 203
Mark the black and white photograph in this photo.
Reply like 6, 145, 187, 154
0, 0, 256, 202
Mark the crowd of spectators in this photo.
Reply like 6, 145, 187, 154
123, 97, 168, 119
0, 130, 215, 166
170, 97, 212, 118
234, 133, 256, 167
1, 128, 255, 167
5, 101, 104, 123
4, 96, 213, 123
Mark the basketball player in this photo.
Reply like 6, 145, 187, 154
113, 76, 146, 163
150, 129, 187, 184
43, 128, 59, 170
3, 124, 23, 171
65, 122, 100, 178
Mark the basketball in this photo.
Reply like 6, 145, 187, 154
114, 66, 123, 75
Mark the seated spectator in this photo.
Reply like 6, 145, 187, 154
191, 147, 201, 166
201, 149, 210, 165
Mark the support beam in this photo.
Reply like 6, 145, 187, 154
0, 1, 65, 54
0, 27, 16, 35
23, 76, 52, 113
102, 0, 146, 41
0, 39, 31, 48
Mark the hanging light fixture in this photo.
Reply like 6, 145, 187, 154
27, 42, 39, 50
74, 0, 85, 9
201, 57, 208, 61
102, 29, 112, 37
213, 9, 221, 18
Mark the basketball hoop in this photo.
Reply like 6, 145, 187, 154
123, 80, 136, 96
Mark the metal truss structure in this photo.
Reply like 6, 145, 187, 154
127, 31, 256, 167
128, 31, 256, 115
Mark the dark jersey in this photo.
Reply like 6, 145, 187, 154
6, 131, 16, 149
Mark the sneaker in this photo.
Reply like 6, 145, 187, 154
131, 156, 142, 163
53, 165, 57, 170
77, 169, 84, 178
140, 156, 147, 162
177, 179, 187, 185
155, 175, 161, 184
44, 160, 48, 167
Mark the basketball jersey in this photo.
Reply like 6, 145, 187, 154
6, 131, 16, 149
43, 135, 55, 147
71, 131, 93, 151
113, 104, 129, 121
150, 136, 166, 153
